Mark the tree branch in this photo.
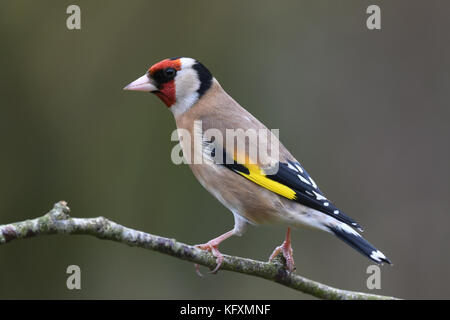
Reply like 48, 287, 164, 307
0, 201, 399, 300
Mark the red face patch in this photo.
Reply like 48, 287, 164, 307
154, 81, 176, 107
148, 58, 182, 107
148, 58, 182, 75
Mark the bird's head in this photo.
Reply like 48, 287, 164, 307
124, 57, 212, 115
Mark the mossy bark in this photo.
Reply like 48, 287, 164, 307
0, 201, 399, 300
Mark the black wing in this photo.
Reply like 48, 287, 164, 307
266, 160, 363, 231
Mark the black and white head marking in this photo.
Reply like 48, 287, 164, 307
171, 58, 213, 117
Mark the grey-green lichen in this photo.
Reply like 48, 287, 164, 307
0, 201, 399, 300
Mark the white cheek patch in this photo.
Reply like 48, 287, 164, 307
175, 69, 200, 100
171, 68, 201, 117
180, 57, 197, 68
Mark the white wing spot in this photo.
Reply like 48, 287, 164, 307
309, 177, 318, 189
297, 175, 311, 185
295, 164, 304, 174
341, 224, 361, 237
333, 210, 339, 215
323, 202, 329, 207
313, 191, 327, 201
370, 250, 386, 262
287, 162, 298, 172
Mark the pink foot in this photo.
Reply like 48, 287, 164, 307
269, 228, 296, 272
195, 242, 224, 275
194, 229, 235, 276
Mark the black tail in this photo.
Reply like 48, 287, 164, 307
328, 224, 392, 265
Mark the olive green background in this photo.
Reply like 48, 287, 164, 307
1, 0, 449, 299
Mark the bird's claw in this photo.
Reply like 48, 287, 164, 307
269, 241, 296, 272
194, 242, 224, 276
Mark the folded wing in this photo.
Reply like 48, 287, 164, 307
211, 145, 363, 231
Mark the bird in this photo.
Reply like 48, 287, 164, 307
123, 57, 391, 273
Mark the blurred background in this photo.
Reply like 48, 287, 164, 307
0, 0, 449, 299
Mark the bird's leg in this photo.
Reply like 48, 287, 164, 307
194, 229, 235, 275
269, 227, 295, 272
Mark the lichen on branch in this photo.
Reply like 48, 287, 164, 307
0, 201, 399, 300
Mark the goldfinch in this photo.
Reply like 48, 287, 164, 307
124, 57, 391, 273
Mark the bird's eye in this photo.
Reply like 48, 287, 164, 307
164, 68, 176, 79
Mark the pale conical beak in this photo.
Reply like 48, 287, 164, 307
123, 74, 158, 92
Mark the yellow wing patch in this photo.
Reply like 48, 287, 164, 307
237, 163, 297, 200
